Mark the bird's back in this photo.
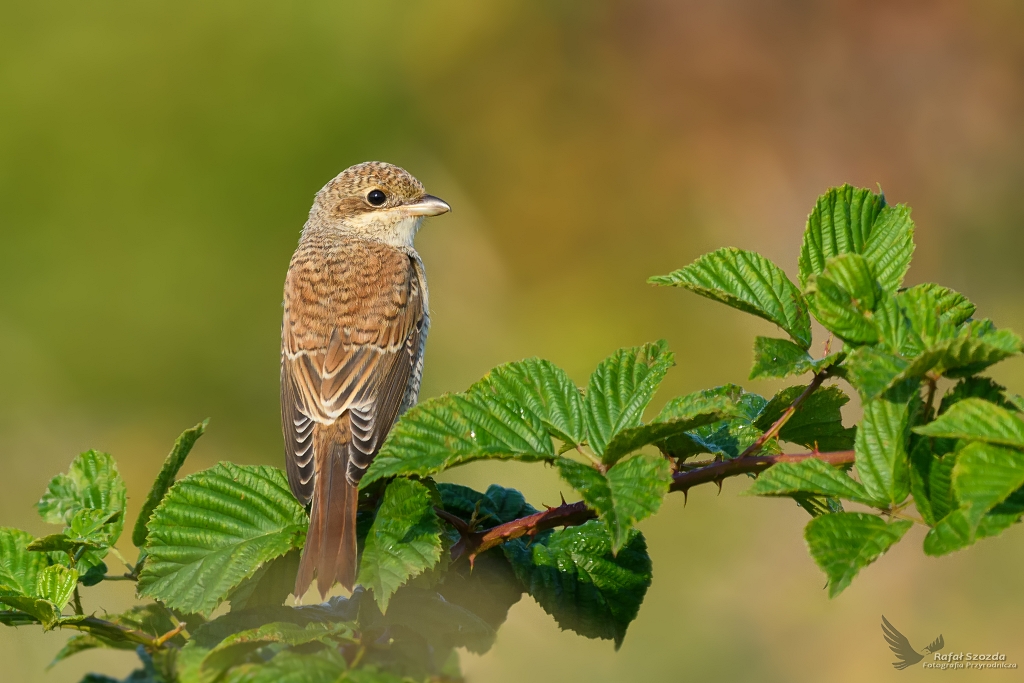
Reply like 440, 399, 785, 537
281, 231, 428, 595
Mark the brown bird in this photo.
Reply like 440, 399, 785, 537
281, 161, 450, 598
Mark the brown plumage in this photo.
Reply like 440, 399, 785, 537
281, 162, 450, 598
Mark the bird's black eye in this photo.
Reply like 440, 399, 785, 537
367, 189, 387, 206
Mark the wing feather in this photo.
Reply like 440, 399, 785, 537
282, 237, 425, 499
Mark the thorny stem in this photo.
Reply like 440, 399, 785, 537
435, 363, 848, 561
669, 450, 856, 493
56, 616, 178, 651
438, 449, 857, 561
736, 368, 830, 459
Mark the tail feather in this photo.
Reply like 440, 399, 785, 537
295, 417, 359, 599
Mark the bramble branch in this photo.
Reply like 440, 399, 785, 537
435, 366, 851, 560
60, 616, 185, 651
737, 368, 829, 459
440, 449, 856, 561
669, 449, 855, 492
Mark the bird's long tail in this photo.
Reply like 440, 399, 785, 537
295, 416, 359, 599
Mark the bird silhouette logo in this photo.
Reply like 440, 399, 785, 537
881, 616, 945, 670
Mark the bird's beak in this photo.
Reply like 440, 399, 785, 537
404, 194, 451, 217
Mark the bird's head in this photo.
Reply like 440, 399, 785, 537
307, 161, 450, 247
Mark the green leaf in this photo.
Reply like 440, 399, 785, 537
747, 458, 874, 505
0, 596, 64, 628
357, 478, 444, 613
851, 318, 1022, 401
472, 358, 586, 446
923, 444, 1024, 556
650, 247, 812, 348
228, 549, 301, 611
683, 419, 777, 459
897, 285, 958, 352
49, 615, 183, 671
201, 621, 354, 678
437, 483, 537, 529
754, 384, 856, 451
137, 463, 307, 616
928, 452, 959, 522
805, 254, 882, 344
433, 546, 524, 639
362, 384, 556, 487
799, 185, 887, 287
908, 437, 956, 526
873, 294, 916, 356
26, 533, 102, 555
843, 343, 942, 401
952, 442, 1024, 529
0, 559, 78, 629
913, 397, 1024, 448
603, 384, 748, 462
861, 205, 915, 293
51, 635, 111, 667
359, 585, 498, 660
133, 420, 208, 547
799, 185, 914, 295
939, 377, 1017, 416
658, 388, 770, 460
938, 325, 1022, 377
220, 649, 350, 683
0, 528, 57, 597
35, 565, 77, 610
556, 454, 671, 553
905, 283, 976, 326
805, 512, 912, 597
37, 450, 126, 553
584, 341, 674, 463
655, 384, 747, 423
791, 493, 845, 517
78, 604, 181, 651
855, 381, 917, 506
503, 520, 652, 648
748, 336, 843, 380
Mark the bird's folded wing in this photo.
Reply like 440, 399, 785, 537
282, 241, 425, 502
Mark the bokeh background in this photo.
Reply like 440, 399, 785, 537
3, 1, 1024, 681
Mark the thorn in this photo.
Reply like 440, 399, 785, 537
715, 479, 723, 495
560, 492, 567, 506
682, 489, 688, 507
468, 552, 477, 571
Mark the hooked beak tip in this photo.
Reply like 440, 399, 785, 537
406, 194, 451, 217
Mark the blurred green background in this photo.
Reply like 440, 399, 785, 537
3, 1, 1024, 681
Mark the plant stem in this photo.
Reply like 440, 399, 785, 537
436, 449, 857, 559
890, 510, 927, 526
669, 450, 856, 492
923, 375, 938, 420
737, 368, 830, 459
153, 622, 186, 647
62, 617, 166, 649
72, 586, 83, 616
